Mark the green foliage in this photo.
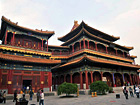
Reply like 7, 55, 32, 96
109, 87, 113, 93
57, 82, 78, 96
90, 81, 109, 95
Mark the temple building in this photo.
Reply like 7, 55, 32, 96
0, 16, 140, 93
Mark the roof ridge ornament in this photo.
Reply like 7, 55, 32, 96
71, 20, 79, 31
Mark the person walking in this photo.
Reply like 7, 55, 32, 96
29, 89, 34, 100
2, 91, 6, 104
135, 85, 139, 98
39, 89, 44, 105
123, 87, 128, 99
37, 89, 40, 102
13, 90, 17, 102
133, 84, 136, 94
129, 87, 134, 97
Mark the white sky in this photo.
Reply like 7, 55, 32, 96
0, 0, 140, 65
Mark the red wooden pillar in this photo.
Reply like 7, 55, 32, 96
101, 72, 103, 81
129, 74, 133, 85
90, 71, 93, 83
133, 75, 135, 85
4, 30, 8, 45
87, 40, 89, 49
64, 75, 66, 82
52, 50, 54, 55
72, 44, 74, 53
95, 42, 97, 51
137, 75, 139, 85
7, 70, 13, 94
70, 74, 73, 83
40, 71, 44, 89
47, 40, 48, 52
42, 39, 43, 51
85, 71, 88, 89
106, 46, 108, 54
83, 39, 85, 49
79, 41, 81, 50
12, 32, 15, 46
135, 75, 137, 85
112, 73, 115, 87
80, 71, 83, 89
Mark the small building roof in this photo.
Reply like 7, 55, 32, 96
0, 44, 52, 56
52, 54, 140, 70
58, 21, 120, 42
0, 16, 54, 40
0, 53, 61, 64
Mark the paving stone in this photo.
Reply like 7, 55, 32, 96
0, 92, 140, 105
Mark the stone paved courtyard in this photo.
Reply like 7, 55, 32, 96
0, 92, 140, 105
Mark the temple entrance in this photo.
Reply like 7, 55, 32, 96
103, 72, 113, 87
124, 73, 130, 86
73, 72, 80, 83
66, 74, 70, 83
23, 80, 32, 89
93, 71, 101, 82
114, 73, 123, 87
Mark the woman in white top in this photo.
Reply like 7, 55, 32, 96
135, 85, 139, 98
39, 89, 44, 105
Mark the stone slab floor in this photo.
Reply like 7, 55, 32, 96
0, 92, 140, 105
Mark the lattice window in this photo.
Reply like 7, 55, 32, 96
33, 72, 40, 74
14, 71, 21, 73
32, 76, 36, 87
18, 75, 22, 85
24, 71, 31, 74
12, 75, 17, 87
44, 76, 48, 86
37, 76, 40, 86
2, 75, 7, 86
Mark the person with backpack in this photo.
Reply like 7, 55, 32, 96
2, 91, 6, 103
29, 89, 34, 100
13, 90, 17, 102
135, 85, 139, 98
129, 87, 134, 97
39, 89, 44, 105
123, 87, 128, 99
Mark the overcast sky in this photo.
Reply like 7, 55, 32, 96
0, 0, 140, 65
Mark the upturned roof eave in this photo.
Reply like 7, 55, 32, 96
52, 55, 140, 70
1, 16, 55, 39
61, 28, 133, 51
58, 21, 120, 42
0, 53, 61, 64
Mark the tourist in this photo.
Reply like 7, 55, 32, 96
2, 91, 6, 104
29, 89, 34, 100
129, 87, 134, 97
27, 86, 29, 93
123, 87, 128, 99
122, 85, 125, 90
135, 85, 139, 98
39, 89, 44, 105
13, 90, 17, 102
37, 89, 40, 102
133, 84, 136, 94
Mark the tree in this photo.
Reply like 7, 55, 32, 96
57, 82, 78, 96
90, 81, 109, 95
